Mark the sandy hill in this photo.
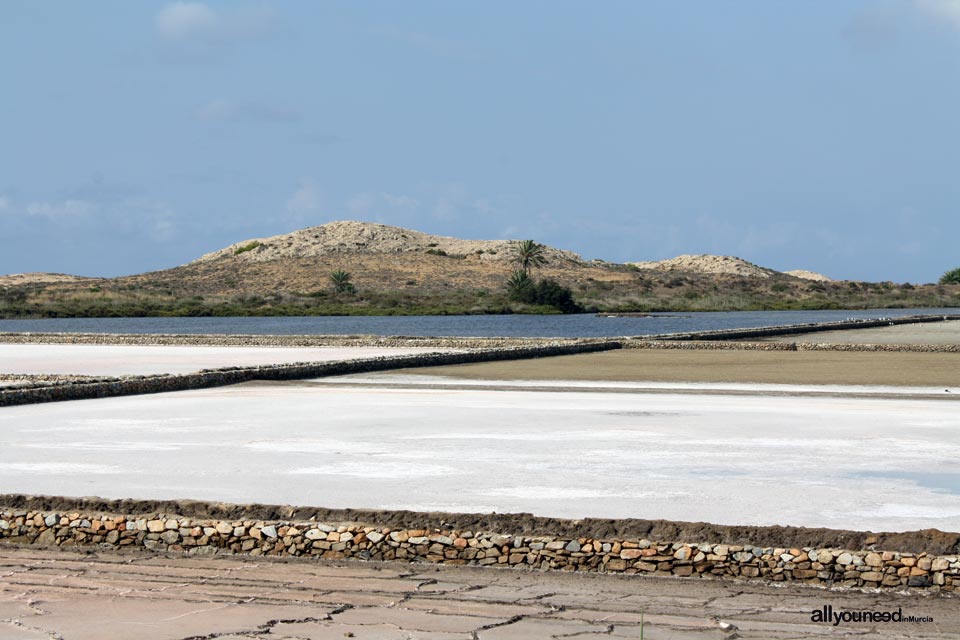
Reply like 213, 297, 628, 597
108, 220, 601, 297
0, 273, 98, 287
784, 269, 833, 282
191, 221, 582, 266
628, 255, 835, 282
629, 254, 779, 279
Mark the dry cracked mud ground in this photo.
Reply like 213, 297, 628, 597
1, 547, 957, 639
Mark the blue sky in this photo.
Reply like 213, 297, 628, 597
1, 1, 958, 282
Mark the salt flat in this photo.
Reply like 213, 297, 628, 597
1, 381, 957, 532
0, 343, 455, 376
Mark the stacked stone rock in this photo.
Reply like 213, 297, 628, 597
0, 333, 605, 349
652, 315, 956, 341
0, 341, 621, 407
1, 510, 956, 592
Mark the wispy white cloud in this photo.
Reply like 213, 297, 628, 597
196, 99, 301, 124
156, 2, 218, 40
692, 213, 791, 257
155, 2, 277, 44
26, 199, 99, 218
2, 192, 179, 242
345, 186, 500, 227
384, 193, 420, 210
346, 192, 376, 214
120, 197, 179, 241
915, 0, 960, 30
499, 211, 563, 241
426, 184, 490, 222
286, 179, 323, 216
347, 192, 421, 215
842, 6, 901, 48
371, 26, 484, 62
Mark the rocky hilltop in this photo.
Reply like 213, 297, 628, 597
784, 269, 834, 282
629, 254, 779, 279
629, 255, 835, 282
192, 221, 582, 266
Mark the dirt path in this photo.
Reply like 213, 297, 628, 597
1, 546, 955, 639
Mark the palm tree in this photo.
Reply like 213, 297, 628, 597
506, 269, 534, 300
941, 267, 960, 285
515, 240, 547, 272
330, 270, 355, 294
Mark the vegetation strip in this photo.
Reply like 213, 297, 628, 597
0, 341, 620, 407
1, 497, 957, 593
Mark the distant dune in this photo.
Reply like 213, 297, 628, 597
0, 273, 98, 287
191, 220, 582, 266
628, 254, 835, 282
784, 269, 833, 282
628, 254, 779, 278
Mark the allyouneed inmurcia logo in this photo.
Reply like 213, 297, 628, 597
811, 604, 933, 626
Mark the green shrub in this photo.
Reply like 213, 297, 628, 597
234, 241, 261, 255
509, 275, 582, 313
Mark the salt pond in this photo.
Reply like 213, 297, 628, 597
0, 344, 455, 376
1, 381, 957, 532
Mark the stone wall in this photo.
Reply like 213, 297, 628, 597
651, 314, 959, 342
624, 340, 960, 353
0, 341, 620, 407
0, 332, 600, 349
1, 508, 956, 593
